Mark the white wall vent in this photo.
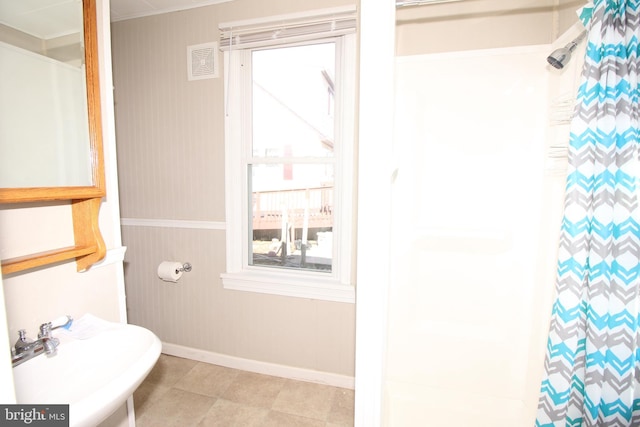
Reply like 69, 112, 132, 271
187, 42, 219, 81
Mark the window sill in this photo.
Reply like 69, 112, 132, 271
221, 270, 355, 303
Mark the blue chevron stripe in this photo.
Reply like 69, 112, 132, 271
586, 394, 632, 420
551, 300, 586, 323
585, 37, 640, 62
557, 217, 640, 241
616, 129, 640, 149
591, 218, 613, 240
611, 260, 640, 283
615, 218, 640, 237
571, 373, 585, 395
557, 258, 587, 277
593, 170, 637, 191
548, 341, 584, 364
564, 171, 593, 192
586, 260, 613, 281
556, 219, 640, 246
587, 308, 636, 330
546, 337, 587, 365
586, 349, 635, 375
539, 379, 571, 405
587, 260, 640, 284
564, 169, 638, 194
569, 128, 640, 152
608, 310, 637, 328
569, 129, 599, 150
578, 81, 638, 105
567, 418, 584, 427
559, 217, 591, 235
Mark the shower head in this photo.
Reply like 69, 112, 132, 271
547, 30, 587, 69
547, 47, 573, 69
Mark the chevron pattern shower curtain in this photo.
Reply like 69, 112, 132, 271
536, 1, 640, 426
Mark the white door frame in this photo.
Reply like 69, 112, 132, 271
354, 1, 396, 425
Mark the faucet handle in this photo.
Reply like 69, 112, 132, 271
38, 322, 53, 339
14, 329, 33, 353
37, 323, 60, 356
37, 315, 72, 339
51, 315, 73, 331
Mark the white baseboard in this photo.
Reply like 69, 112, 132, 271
161, 342, 355, 390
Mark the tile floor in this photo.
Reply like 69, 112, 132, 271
133, 354, 355, 426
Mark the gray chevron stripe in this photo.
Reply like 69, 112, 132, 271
593, 145, 636, 167
558, 235, 591, 253
549, 318, 586, 340
614, 238, 640, 258
610, 281, 640, 300
588, 237, 640, 258
562, 196, 591, 211
567, 150, 594, 167
586, 328, 634, 348
555, 278, 585, 297
549, 321, 582, 340
579, 61, 640, 85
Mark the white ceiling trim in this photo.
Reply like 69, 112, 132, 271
110, 0, 234, 22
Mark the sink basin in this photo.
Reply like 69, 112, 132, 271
12, 317, 161, 427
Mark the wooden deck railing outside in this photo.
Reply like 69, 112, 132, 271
252, 186, 333, 231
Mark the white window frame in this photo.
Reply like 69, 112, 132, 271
221, 16, 355, 304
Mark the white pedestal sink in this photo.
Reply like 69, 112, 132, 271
12, 316, 161, 427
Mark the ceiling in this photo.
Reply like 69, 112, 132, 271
0, 0, 82, 40
109, 0, 233, 21
0, 0, 232, 39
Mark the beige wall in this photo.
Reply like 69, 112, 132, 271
557, 0, 584, 36
111, 0, 356, 379
395, 0, 581, 56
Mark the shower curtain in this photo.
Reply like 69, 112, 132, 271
536, 0, 640, 425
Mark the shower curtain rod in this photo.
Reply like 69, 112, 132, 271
396, 0, 464, 7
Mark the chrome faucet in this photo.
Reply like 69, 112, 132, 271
11, 316, 72, 368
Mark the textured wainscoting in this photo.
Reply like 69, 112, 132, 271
121, 224, 356, 379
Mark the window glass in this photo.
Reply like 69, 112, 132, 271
248, 42, 337, 273
249, 163, 334, 272
252, 43, 336, 158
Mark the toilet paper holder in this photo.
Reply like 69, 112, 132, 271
177, 263, 192, 273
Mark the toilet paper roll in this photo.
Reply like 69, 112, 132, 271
157, 261, 183, 282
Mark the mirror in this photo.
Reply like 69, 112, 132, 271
0, 0, 104, 200
0, 0, 106, 274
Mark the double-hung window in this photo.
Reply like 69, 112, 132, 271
220, 8, 356, 303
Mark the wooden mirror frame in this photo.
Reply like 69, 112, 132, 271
0, 0, 106, 275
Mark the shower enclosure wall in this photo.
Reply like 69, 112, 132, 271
385, 26, 585, 425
